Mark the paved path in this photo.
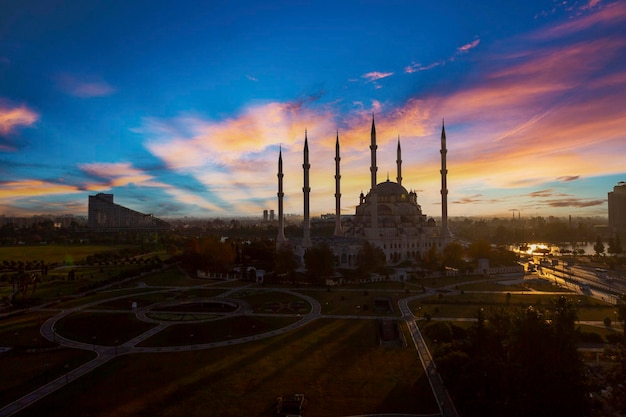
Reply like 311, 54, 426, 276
399, 297, 459, 417
0, 277, 500, 417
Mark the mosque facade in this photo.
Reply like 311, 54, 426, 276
276, 117, 452, 267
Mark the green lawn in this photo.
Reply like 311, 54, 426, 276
55, 312, 157, 345
137, 315, 301, 347
0, 244, 135, 264
133, 267, 204, 287
306, 289, 405, 316
0, 312, 96, 408
15, 319, 438, 417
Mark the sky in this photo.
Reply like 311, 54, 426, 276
1, 0, 625, 220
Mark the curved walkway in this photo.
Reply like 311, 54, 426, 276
0, 285, 323, 417
3, 277, 500, 417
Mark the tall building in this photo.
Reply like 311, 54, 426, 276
276, 117, 452, 265
608, 182, 626, 233
87, 193, 169, 230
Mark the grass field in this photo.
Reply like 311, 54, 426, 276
55, 312, 158, 345
14, 319, 438, 417
408, 291, 618, 322
304, 288, 412, 317
0, 244, 135, 264
0, 312, 97, 408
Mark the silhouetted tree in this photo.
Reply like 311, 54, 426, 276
303, 243, 335, 284
593, 236, 605, 257
274, 246, 298, 276
356, 242, 386, 275
608, 234, 623, 256
442, 242, 464, 269
431, 299, 589, 417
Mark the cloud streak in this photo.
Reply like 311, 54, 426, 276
56, 74, 115, 98
362, 71, 394, 82
0, 102, 38, 135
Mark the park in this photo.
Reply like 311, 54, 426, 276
1, 243, 625, 416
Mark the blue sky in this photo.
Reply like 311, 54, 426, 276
1, 0, 625, 219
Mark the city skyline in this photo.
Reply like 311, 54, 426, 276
1, 0, 625, 219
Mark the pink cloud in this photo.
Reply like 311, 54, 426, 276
535, 0, 626, 39
404, 61, 444, 73
79, 162, 155, 189
457, 39, 480, 53
56, 74, 115, 98
362, 71, 394, 82
0, 103, 38, 135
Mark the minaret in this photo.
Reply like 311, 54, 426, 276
334, 131, 344, 237
396, 135, 402, 186
302, 131, 312, 248
370, 115, 378, 230
276, 147, 287, 247
370, 114, 378, 190
440, 120, 451, 238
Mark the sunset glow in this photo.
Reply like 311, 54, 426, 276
1, 0, 624, 218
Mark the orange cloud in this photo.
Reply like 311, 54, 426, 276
0, 104, 38, 135
0, 180, 80, 199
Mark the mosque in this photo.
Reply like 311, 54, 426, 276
276, 117, 452, 268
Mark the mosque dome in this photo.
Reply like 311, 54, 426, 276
373, 180, 409, 198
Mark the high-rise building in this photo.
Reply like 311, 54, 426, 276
608, 182, 626, 233
88, 193, 169, 230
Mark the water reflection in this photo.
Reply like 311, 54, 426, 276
511, 242, 596, 256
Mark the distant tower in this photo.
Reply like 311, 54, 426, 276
276, 147, 287, 247
396, 135, 402, 186
263, 209, 268, 222
370, 115, 378, 230
609, 182, 626, 233
302, 131, 312, 248
334, 131, 344, 237
440, 120, 451, 238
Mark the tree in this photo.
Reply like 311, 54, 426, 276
182, 236, 237, 272
433, 298, 589, 417
593, 236, 605, 257
274, 246, 298, 276
608, 234, 623, 256
423, 245, 441, 270
303, 243, 335, 284
356, 242, 386, 275
468, 239, 491, 260
442, 242, 464, 269
604, 343, 626, 414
